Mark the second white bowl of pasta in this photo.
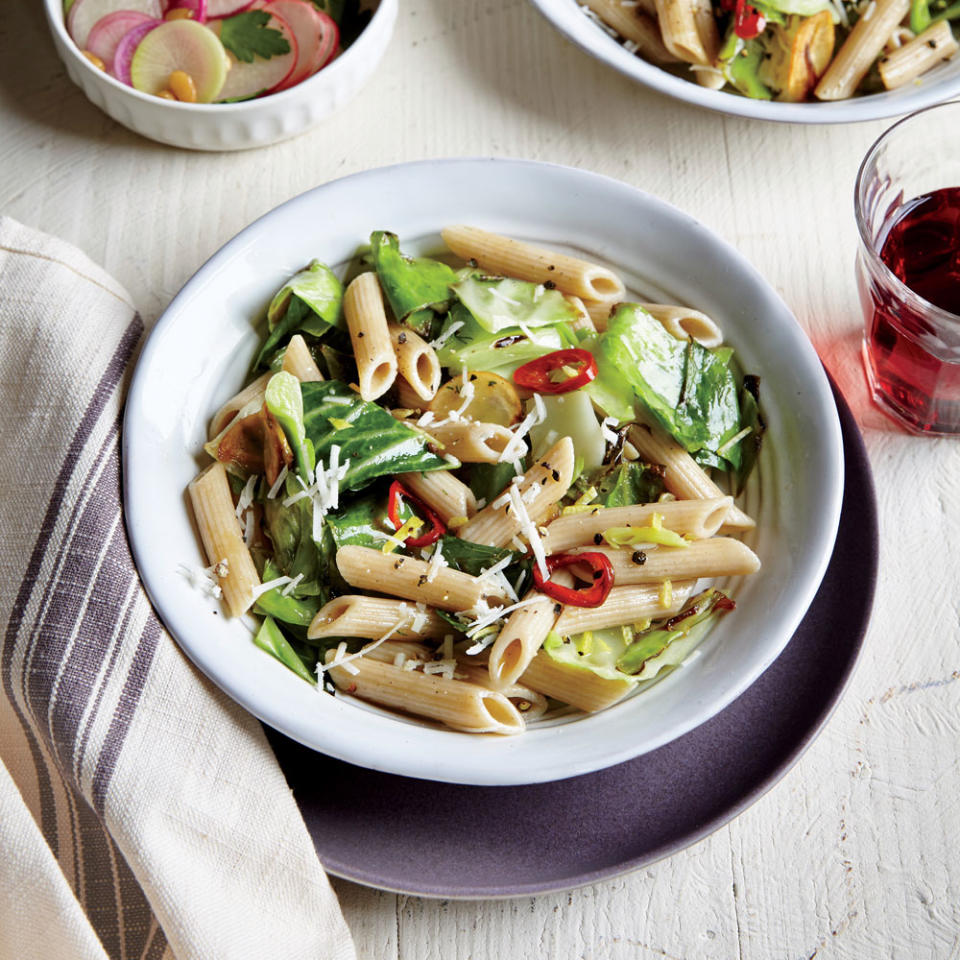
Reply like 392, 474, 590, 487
124, 158, 844, 785
528, 0, 960, 123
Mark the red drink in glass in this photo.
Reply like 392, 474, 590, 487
856, 106, 960, 435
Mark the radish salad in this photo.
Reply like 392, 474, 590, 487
64, 0, 367, 103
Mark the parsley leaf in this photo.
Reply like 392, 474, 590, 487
219, 10, 290, 64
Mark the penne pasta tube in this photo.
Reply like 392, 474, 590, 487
542, 497, 732, 554
187, 462, 261, 617
581, 0, 678, 63
208, 372, 271, 439
815, 0, 911, 100
343, 272, 398, 401
627, 423, 755, 531
655, 0, 710, 64
389, 324, 441, 401
568, 539, 761, 584
335, 545, 508, 612
553, 581, 694, 635
455, 665, 549, 721
487, 592, 560, 690
693, 0, 722, 68
585, 298, 616, 329
400, 469, 478, 522
393, 377, 428, 411
459, 437, 574, 548
361, 640, 434, 664
325, 654, 525, 735
307, 595, 452, 640
520, 650, 634, 713
281, 334, 324, 382
879, 21, 959, 89
441, 226, 626, 303
640, 303, 723, 348
423, 419, 514, 463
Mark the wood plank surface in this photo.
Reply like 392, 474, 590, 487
3, 0, 958, 956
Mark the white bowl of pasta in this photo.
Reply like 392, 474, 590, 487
529, 0, 960, 123
124, 158, 844, 785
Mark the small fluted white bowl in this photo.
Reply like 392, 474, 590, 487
43, 0, 396, 151
529, 0, 960, 124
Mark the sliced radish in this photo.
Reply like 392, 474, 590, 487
205, 0, 253, 15
129, 19, 230, 101
67, 0, 162, 49
209, 11, 297, 100
164, 0, 208, 22
87, 11, 155, 69
263, 0, 337, 90
113, 20, 163, 84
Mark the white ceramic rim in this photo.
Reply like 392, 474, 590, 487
124, 157, 845, 785
42, 0, 389, 112
527, 0, 960, 124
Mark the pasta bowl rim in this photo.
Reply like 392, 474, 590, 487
527, 0, 960, 124
123, 156, 845, 785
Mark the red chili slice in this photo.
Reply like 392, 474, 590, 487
532, 552, 614, 608
387, 480, 446, 548
733, 0, 765, 39
513, 349, 598, 395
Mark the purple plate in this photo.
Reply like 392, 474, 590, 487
265, 380, 876, 898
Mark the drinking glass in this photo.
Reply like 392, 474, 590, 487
855, 101, 960, 435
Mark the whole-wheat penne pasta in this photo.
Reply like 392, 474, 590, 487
441, 226, 625, 303
192, 229, 768, 734
336, 545, 507, 611
307, 595, 452, 640
455, 665, 549, 721
343, 272, 398, 401
879, 21, 958, 89
361, 640, 434, 664
627, 423, 755, 531
585, 298, 617, 328
326, 653, 525, 734
421, 419, 514, 463
581, 0, 678, 64
281, 334, 324, 382
640, 303, 723, 348
459, 437, 574, 548
393, 377, 427, 411
400, 470, 478, 523
187, 462, 261, 617
209, 372, 271, 439
487, 592, 560, 689
542, 497, 732, 554
520, 651, 634, 713
569, 539, 761, 584
554, 581, 695, 635
655, 0, 710, 65
389, 324, 441, 401
693, 0, 721, 62
815, 0, 911, 100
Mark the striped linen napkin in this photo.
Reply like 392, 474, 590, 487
0, 218, 356, 960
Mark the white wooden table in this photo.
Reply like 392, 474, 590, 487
5, 0, 960, 956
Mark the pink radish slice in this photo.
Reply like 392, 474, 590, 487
86, 11, 155, 69
210, 12, 297, 100
205, 0, 252, 15
164, 0, 208, 22
67, 0, 161, 48
113, 19, 163, 84
129, 20, 230, 100
263, 0, 337, 90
